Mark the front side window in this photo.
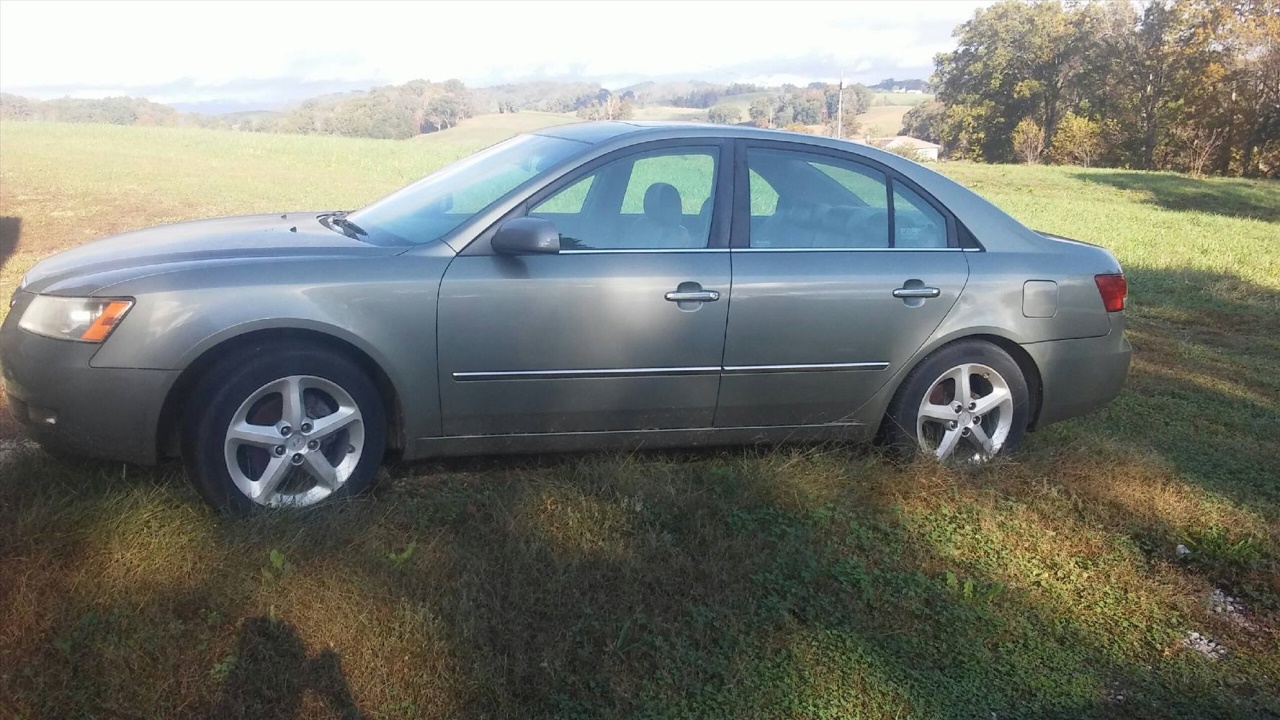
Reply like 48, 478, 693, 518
529, 147, 718, 250
348, 134, 586, 245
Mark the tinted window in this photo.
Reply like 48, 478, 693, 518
536, 175, 594, 214
349, 134, 585, 245
893, 182, 948, 248
620, 154, 715, 215
530, 148, 717, 250
747, 148, 889, 249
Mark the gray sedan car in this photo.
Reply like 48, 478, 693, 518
1, 122, 1130, 510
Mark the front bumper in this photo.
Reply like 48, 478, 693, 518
1, 296, 178, 465
1023, 312, 1132, 428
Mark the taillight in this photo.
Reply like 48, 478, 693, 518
1094, 274, 1127, 312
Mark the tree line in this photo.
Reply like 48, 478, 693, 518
701, 82, 875, 137
903, 0, 1279, 177
0, 94, 183, 127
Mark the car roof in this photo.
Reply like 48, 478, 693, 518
531, 120, 859, 151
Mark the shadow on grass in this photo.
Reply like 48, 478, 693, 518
213, 616, 362, 720
1074, 171, 1280, 223
1115, 267, 1280, 518
0, 217, 18, 273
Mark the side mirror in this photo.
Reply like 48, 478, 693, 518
492, 217, 561, 254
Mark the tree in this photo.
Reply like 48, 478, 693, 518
1012, 117, 1045, 164
707, 105, 742, 125
932, 0, 1096, 162
1049, 112, 1104, 167
575, 95, 634, 121
748, 97, 774, 127
426, 94, 466, 130
830, 110, 861, 140
793, 95, 825, 125
824, 83, 872, 119
900, 99, 945, 144
1176, 124, 1225, 175
772, 100, 795, 127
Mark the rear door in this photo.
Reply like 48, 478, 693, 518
716, 142, 970, 428
436, 141, 733, 436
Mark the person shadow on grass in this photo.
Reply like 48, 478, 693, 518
212, 616, 363, 720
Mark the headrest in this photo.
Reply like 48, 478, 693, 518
643, 183, 683, 225
823, 205, 857, 234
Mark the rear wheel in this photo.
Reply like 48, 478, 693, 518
884, 340, 1029, 463
182, 342, 386, 511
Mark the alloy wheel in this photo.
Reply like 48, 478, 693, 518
222, 375, 364, 507
916, 362, 1014, 463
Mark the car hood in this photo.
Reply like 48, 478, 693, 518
20, 213, 404, 295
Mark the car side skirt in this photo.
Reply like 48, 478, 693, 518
405, 421, 878, 460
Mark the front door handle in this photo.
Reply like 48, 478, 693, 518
665, 290, 720, 302
892, 286, 941, 299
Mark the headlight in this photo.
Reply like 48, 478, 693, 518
18, 296, 134, 343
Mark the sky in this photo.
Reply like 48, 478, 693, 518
0, 0, 990, 113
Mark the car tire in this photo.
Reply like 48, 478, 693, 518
181, 341, 386, 512
882, 339, 1029, 463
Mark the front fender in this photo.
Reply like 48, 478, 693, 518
90, 252, 454, 441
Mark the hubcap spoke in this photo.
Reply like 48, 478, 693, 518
935, 428, 962, 460
253, 456, 292, 502
972, 387, 1011, 416
970, 424, 996, 456
947, 364, 973, 407
919, 402, 958, 423
228, 421, 284, 449
278, 376, 306, 429
302, 452, 340, 491
308, 406, 358, 441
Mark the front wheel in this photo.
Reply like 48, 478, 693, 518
182, 342, 386, 511
883, 340, 1029, 463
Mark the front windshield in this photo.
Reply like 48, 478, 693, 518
348, 134, 586, 245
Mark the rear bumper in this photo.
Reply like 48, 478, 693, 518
1023, 313, 1131, 428
1, 298, 177, 464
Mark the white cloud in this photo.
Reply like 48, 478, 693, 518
0, 0, 988, 101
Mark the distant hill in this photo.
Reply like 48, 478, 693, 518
1, 75, 930, 141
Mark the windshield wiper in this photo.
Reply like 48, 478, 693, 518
321, 211, 368, 239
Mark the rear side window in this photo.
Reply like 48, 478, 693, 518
893, 182, 948, 248
747, 148, 890, 249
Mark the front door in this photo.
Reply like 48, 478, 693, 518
716, 144, 970, 428
437, 143, 732, 436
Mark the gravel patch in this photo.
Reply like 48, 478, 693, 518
1208, 588, 1257, 631
1181, 630, 1228, 660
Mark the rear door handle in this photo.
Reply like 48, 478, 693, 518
892, 286, 941, 299
665, 290, 720, 302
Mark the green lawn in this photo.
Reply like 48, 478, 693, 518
1, 121, 1278, 720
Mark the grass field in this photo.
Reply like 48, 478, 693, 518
1, 121, 1278, 719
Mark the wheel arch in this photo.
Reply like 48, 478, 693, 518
878, 331, 1044, 434
156, 327, 406, 459
968, 333, 1043, 430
